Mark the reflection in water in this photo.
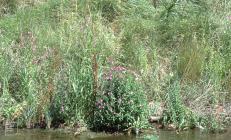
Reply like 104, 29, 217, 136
0, 129, 135, 140
0, 130, 72, 140
0, 128, 231, 140
159, 129, 231, 140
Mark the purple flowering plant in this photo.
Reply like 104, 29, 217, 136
92, 65, 148, 131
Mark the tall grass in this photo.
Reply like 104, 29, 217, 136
0, 0, 230, 132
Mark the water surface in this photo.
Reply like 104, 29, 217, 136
0, 128, 231, 140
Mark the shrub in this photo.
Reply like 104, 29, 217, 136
92, 66, 148, 131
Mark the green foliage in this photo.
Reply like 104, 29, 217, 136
95, 0, 120, 22
0, 93, 16, 119
163, 81, 197, 129
198, 114, 225, 133
119, 0, 156, 71
0, 0, 230, 132
177, 39, 206, 82
0, 0, 17, 16
50, 58, 94, 124
92, 68, 148, 131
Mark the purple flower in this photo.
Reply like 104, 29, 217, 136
98, 103, 105, 110
96, 98, 105, 110
105, 71, 113, 80
111, 66, 126, 72
104, 66, 127, 81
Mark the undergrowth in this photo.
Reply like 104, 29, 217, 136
0, 0, 230, 133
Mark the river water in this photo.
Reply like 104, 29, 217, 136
0, 128, 231, 140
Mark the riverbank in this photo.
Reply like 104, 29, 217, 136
1, 0, 231, 136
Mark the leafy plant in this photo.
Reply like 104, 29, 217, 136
163, 81, 197, 130
92, 66, 148, 131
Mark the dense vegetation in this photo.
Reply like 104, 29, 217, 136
0, 0, 231, 133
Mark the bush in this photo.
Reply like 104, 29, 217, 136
92, 66, 148, 131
